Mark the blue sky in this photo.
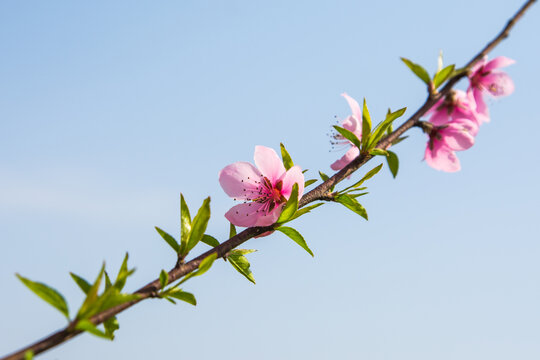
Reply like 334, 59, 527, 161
1, 1, 539, 359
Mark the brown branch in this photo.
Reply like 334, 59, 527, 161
2, 1, 536, 359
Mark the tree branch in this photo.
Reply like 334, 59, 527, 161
2, 1, 535, 359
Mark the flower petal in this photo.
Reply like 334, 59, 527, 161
482, 72, 515, 97
219, 162, 263, 200
254, 145, 286, 184
470, 55, 487, 75
279, 165, 305, 200
429, 109, 451, 126
484, 56, 515, 72
341, 93, 362, 124
330, 146, 359, 171
254, 206, 282, 227
471, 88, 490, 124
342, 115, 362, 138
225, 202, 265, 228
425, 139, 461, 172
441, 119, 477, 151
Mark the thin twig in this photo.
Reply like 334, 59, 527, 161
2, 1, 536, 359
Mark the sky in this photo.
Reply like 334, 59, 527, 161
1, 1, 539, 359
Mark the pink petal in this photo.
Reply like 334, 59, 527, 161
482, 72, 515, 97
455, 117, 479, 137
279, 165, 305, 199
441, 120, 477, 151
484, 56, 515, 72
429, 109, 451, 126
341, 93, 362, 124
342, 115, 362, 138
254, 206, 282, 227
469, 56, 487, 75
330, 146, 359, 171
453, 93, 481, 126
471, 88, 490, 124
454, 89, 468, 102
225, 202, 266, 228
425, 140, 461, 172
254, 145, 286, 184
219, 162, 263, 200
453, 117, 477, 130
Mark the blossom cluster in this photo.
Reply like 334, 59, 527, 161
425, 56, 515, 172
219, 56, 515, 229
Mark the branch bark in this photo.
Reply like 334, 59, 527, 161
2, 1, 536, 359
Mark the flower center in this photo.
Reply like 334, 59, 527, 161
252, 177, 287, 214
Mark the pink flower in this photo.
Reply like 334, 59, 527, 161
219, 145, 304, 228
468, 56, 515, 124
424, 118, 479, 172
330, 93, 362, 171
427, 90, 479, 126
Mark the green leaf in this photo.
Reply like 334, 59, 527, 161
304, 179, 317, 187
180, 194, 192, 255
228, 249, 256, 284
94, 291, 140, 315
345, 163, 383, 191
277, 183, 299, 223
280, 143, 294, 170
24, 351, 34, 360
229, 223, 237, 238
349, 192, 369, 199
318, 171, 334, 191
114, 253, 131, 291
185, 197, 211, 254
77, 263, 105, 319
197, 253, 218, 275
392, 135, 409, 146
178, 253, 218, 285
164, 297, 177, 305
319, 171, 329, 182
104, 272, 113, 289
358, 163, 383, 184
16, 274, 70, 320
155, 227, 180, 254
201, 234, 220, 247
349, 186, 367, 191
437, 50, 444, 72
70, 272, 91, 294
334, 194, 368, 220
229, 249, 257, 256
368, 107, 407, 148
103, 316, 120, 339
167, 289, 197, 306
401, 57, 431, 85
433, 64, 455, 88
369, 148, 388, 157
387, 122, 394, 136
361, 98, 372, 150
333, 125, 361, 149
75, 319, 112, 340
159, 270, 169, 289
276, 227, 314, 257
386, 150, 399, 178
289, 203, 323, 221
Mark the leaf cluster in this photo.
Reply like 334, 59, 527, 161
401, 53, 456, 91
155, 195, 215, 260
17, 253, 139, 341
